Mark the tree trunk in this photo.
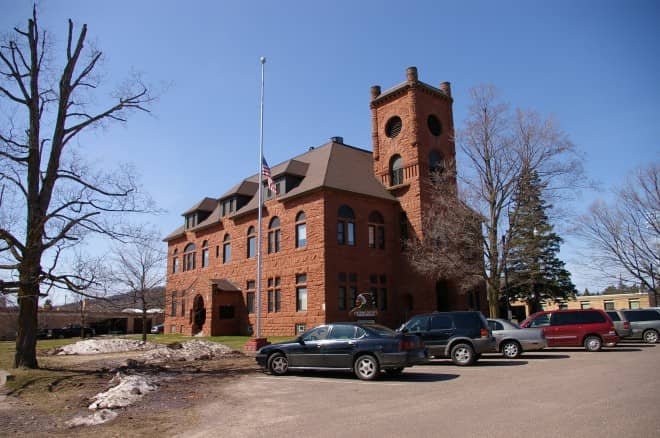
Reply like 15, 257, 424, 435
14, 280, 40, 368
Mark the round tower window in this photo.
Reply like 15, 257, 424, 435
427, 115, 442, 136
385, 116, 402, 138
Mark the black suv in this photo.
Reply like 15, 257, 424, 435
398, 311, 495, 366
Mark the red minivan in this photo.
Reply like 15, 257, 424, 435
520, 309, 618, 351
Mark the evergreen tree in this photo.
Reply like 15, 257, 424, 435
505, 169, 577, 313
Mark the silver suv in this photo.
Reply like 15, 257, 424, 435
620, 309, 660, 343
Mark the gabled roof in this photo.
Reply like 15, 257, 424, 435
210, 279, 241, 292
181, 197, 217, 216
219, 180, 258, 200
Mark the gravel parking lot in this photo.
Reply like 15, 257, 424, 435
187, 342, 660, 438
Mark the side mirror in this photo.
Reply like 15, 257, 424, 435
297, 336, 305, 345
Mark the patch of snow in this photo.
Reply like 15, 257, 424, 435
88, 372, 159, 410
54, 338, 161, 355
66, 409, 118, 427
142, 339, 236, 362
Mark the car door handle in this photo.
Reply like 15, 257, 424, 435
348, 341, 356, 345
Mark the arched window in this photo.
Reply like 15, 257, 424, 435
390, 155, 403, 186
368, 211, 385, 249
201, 240, 209, 268
338, 205, 356, 246
268, 217, 281, 254
183, 243, 196, 271
247, 226, 256, 258
295, 211, 307, 248
222, 234, 231, 264
172, 248, 179, 274
429, 150, 444, 175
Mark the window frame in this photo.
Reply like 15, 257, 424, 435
247, 226, 256, 259
295, 211, 307, 248
390, 154, 404, 186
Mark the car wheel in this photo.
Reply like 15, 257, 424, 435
267, 353, 289, 376
501, 340, 521, 359
354, 355, 379, 381
385, 367, 404, 376
451, 343, 475, 366
642, 329, 659, 344
584, 336, 602, 352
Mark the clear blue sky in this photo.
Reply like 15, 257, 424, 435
2, 0, 659, 302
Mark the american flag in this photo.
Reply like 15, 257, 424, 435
262, 157, 277, 194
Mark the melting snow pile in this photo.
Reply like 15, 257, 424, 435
89, 372, 160, 409
55, 338, 160, 355
66, 373, 158, 427
142, 339, 236, 362
60, 338, 238, 428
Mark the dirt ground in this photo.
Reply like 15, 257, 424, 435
0, 345, 261, 437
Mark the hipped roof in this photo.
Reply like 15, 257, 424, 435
164, 139, 396, 241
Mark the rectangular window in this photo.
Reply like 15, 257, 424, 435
580, 301, 591, 309
247, 237, 256, 258
202, 248, 209, 267
629, 299, 640, 309
216, 246, 219, 258
170, 291, 177, 317
400, 212, 409, 248
180, 291, 186, 317
274, 277, 281, 312
338, 286, 347, 310
379, 287, 388, 311
296, 223, 307, 248
368, 225, 376, 248
170, 325, 177, 334
337, 222, 344, 244
347, 222, 355, 246
247, 292, 255, 314
604, 301, 615, 310
267, 277, 280, 313
172, 257, 179, 274
558, 303, 568, 310
223, 242, 231, 264
296, 274, 307, 312
295, 323, 306, 335
247, 280, 255, 314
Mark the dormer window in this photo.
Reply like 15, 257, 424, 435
185, 214, 197, 229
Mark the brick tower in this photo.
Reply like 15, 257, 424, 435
370, 66, 456, 239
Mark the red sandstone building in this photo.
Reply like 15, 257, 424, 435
164, 67, 487, 337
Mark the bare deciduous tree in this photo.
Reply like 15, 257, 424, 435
0, 7, 154, 368
458, 85, 584, 317
407, 166, 484, 294
577, 164, 659, 301
109, 227, 166, 342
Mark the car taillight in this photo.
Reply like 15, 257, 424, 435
623, 321, 631, 330
480, 328, 489, 338
400, 337, 423, 350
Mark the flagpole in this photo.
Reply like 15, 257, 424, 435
256, 56, 266, 340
